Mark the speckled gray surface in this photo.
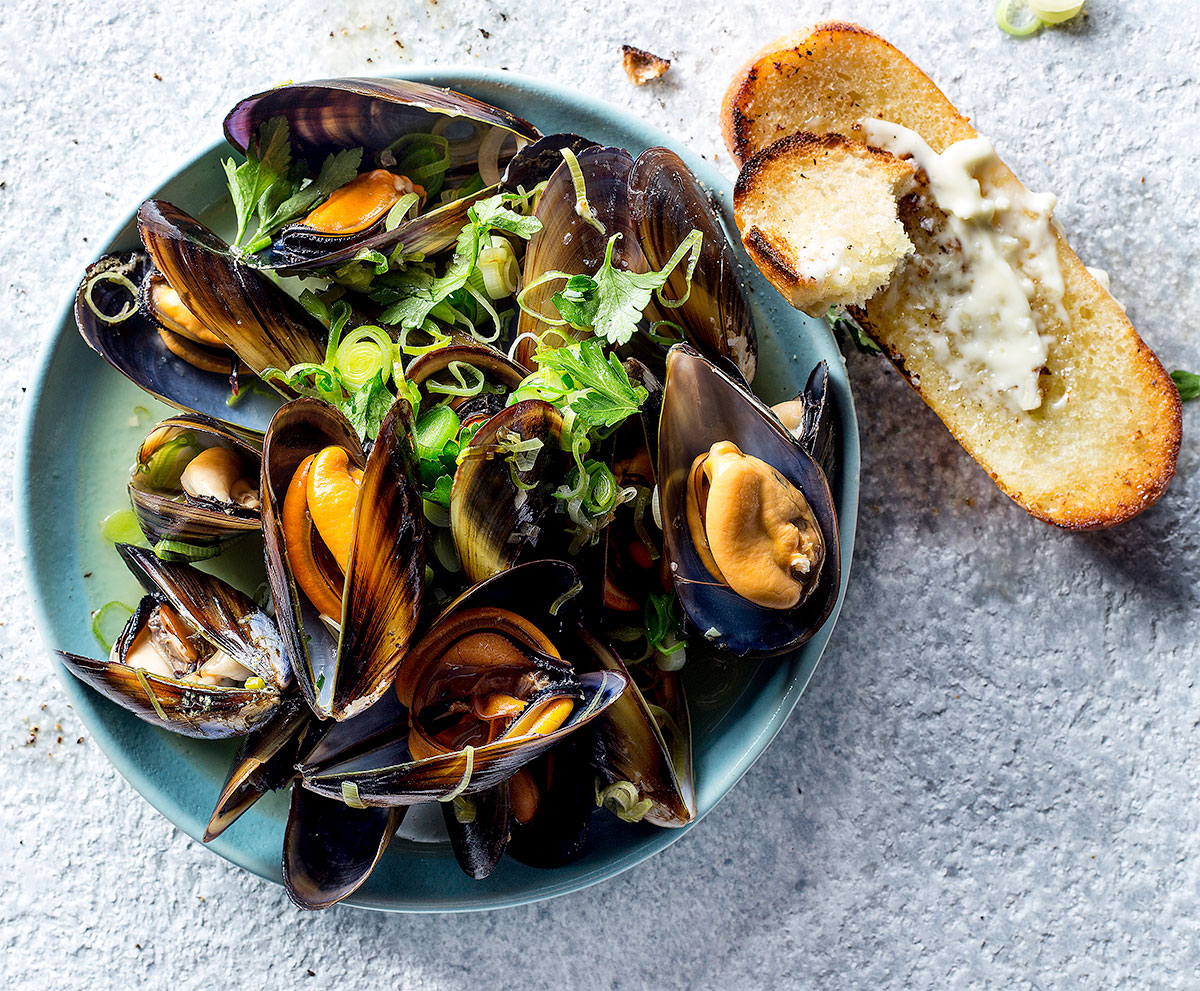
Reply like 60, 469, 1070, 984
3, 0, 1198, 987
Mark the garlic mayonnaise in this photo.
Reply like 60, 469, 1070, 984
861, 118, 1067, 413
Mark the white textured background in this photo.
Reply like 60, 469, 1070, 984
3, 1, 1198, 988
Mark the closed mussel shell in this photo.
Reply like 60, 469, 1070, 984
299, 561, 627, 807
515, 146, 647, 367
658, 345, 840, 658
260, 397, 425, 720
450, 398, 569, 584
74, 252, 281, 433
56, 544, 289, 739
129, 413, 263, 554
579, 630, 695, 828
628, 147, 758, 383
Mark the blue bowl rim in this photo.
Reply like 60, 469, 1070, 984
17, 65, 860, 913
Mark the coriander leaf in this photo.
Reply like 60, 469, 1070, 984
551, 274, 599, 328
1171, 369, 1200, 402
423, 473, 454, 507
374, 191, 542, 328
251, 147, 364, 249
583, 231, 702, 346
223, 117, 294, 247
532, 338, 648, 431
341, 372, 396, 441
826, 306, 881, 355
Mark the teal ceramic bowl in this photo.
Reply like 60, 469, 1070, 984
19, 68, 860, 912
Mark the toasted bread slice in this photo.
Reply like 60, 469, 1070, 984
721, 23, 1181, 528
733, 132, 916, 317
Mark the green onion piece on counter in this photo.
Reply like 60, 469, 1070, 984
1027, 0, 1084, 23
1170, 370, 1200, 402
91, 601, 134, 652
100, 509, 146, 546
334, 325, 395, 390
994, 0, 1044, 35
152, 538, 223, 563
414, 405, 462, 459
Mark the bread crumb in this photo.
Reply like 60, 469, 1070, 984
622, 45, 670, 85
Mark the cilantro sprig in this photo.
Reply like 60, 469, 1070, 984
1171, 369, 1200, 402
512, 337, 649, 434
223, 117, 363, 255
518, 229, 703, 347
371, 191, 542, 329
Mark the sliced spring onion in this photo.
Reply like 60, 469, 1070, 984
334, 325, 395, 390
100, 509, 145, 546
478, 126, 510, 187
138, 431, 201, 490
384, 192, 420, 231
596, 780, 652, 823
414, 405, 461, 458
995, 0, 1044, 35
397, 323, 451, 358
91, 600, 133, 652
153, 538, 223, 562
424, 360, 486, 397
1027, 0, 1084, 23
644, 319, 685, 346
477, 235, 520, 299
548, 581, 584, 616
560, 146, 605, 235
83, 270, 139, 324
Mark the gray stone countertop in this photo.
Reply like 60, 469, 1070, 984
2, 1, 1197, 988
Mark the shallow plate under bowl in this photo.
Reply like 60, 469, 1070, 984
19, 68, 860, 912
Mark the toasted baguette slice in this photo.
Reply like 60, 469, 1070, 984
734, 132, 916, 317
721, 22, 1181, 528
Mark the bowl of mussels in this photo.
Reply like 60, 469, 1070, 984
20, 70, 859, 911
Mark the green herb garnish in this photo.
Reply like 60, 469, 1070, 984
1171, 369, 1200, 402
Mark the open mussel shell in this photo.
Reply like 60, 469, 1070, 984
224, 78, 540, 172
283, 782, 404, 910
771, 360, 835, 481
205, 696, 314, 841
74, 253, 281, 433
450, 399, 569, 584
260, 397, 425, 720
261, 187, 493, 273
299, 561, 628, 807
129, 413, 262, 552
137, 200, 328, 384
658, 345, 840, 658
578, 630, 695, 827
515, 146, 648, 366
56, 544, 289, 739
628, 147, 758, 383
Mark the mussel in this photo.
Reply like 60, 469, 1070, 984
260, 397, 425, 720
449, 399, 570, 584
57, 544, 289, 738
657, 345, 840, 657
74, 253, 282, 433
221, 78, 541, 272
516, 145, 757, 380
128, 413, 262, 559
298, 561, 627, 808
